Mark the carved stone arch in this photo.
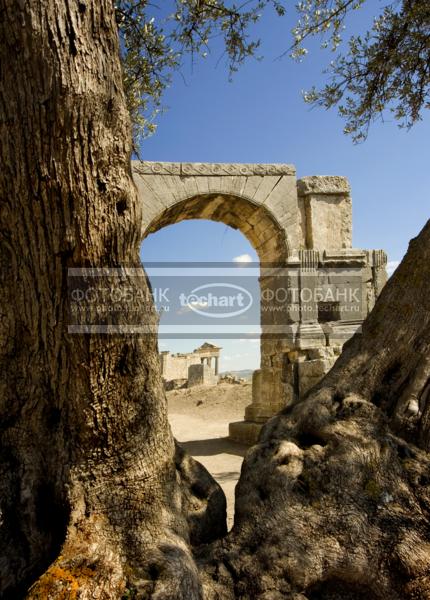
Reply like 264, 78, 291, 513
133, 161, 300, 258
142, 192, 292, 264
133, 161, 387, 443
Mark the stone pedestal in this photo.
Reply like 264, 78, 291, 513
229, 420, 264, 445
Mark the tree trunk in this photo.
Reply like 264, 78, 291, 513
0, 2, 224, 598
201, 220, 430, 599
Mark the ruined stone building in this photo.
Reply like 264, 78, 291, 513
160, 342, 221, 388
135, 161, 387, 443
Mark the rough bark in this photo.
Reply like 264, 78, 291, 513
0, 2, 224, 598
200, 220, 430, 599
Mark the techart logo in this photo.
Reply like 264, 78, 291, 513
179, 283, 253, 318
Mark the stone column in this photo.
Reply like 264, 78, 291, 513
214, 356, 219, 375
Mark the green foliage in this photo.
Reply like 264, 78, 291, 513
295, 0, 430, 141
116, 0, 430, 144
116, 1, 286, 142
116, 2, 178, 141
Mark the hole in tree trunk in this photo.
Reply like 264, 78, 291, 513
295, 431, 327, 449
116, 198, 128, 214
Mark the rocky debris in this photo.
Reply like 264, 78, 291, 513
218, 374, 246, 385
164, 378, 187, 391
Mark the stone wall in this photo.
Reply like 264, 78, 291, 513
160, 343, 221, 387
160, 352, 198, 381
188, 364, 218, 387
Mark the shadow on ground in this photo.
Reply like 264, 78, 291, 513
180, 437, 247, 458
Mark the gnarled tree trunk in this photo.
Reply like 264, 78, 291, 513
0, 2, 224, 598
202, 220, 430, 599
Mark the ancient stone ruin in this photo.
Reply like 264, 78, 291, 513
135, 161, 387, 443
160, 342, 221, 389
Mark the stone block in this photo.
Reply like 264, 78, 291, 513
188, 363, 218, 387
305, 194, 352, 250
298, 358, 334, 378
229, 420, 263, 445
242, 175, 264, 200
307, 347, 338, 360
296, 322, 326, 349
297, 175, 350, 196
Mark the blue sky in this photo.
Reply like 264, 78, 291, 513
140, 3, 430, 371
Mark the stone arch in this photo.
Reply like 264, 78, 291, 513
134, 161, 387, 443
143, 192, 291, 264
133, 160, 301, 256
134, 162, 301, 441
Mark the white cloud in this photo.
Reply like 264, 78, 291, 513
223, 353, 251, 361
176, 300, 208, 315
387, 260, 400, 277
233, 253, 253, 264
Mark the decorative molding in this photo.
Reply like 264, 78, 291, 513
132, 160, 296, 177
133, 161, 182, 175
323, 249, 367, 265
372, 249, 388, 267
299, 249, 320, 270
297, 176, 350, 196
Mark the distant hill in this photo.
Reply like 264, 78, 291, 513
220, 369, 254, 381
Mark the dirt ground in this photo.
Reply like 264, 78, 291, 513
167, 382, 251, 529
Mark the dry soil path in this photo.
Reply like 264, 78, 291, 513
167, 383, 251, 529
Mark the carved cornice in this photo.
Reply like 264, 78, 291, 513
323, 249, 367, 266
297, 176, 350, 196
132, 160, 296, 177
